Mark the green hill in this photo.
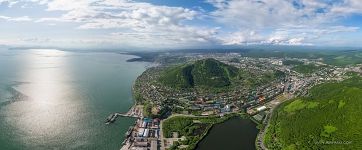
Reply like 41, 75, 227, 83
292, 64, 321, 74
159, 58, 238, 88
264, 75, 362, 149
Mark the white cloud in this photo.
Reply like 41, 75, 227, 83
208, 0, 305, 28
46, 0, 92, 11
9, 16, 32, 21
0, 0, 49, 7
220, 30, 263, 45
0, 15, 11, 20
1, 0, 361, 48
207, 0, 362, 28
220, 26, 359, 46
206, 0, 361, 46
33, 0, 218, 48
0, 0, 19, 7
330, 0, 362, 14
38, 0, 199, 30
0, 15, 32, 21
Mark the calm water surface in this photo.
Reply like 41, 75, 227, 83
0, 49, 148, 149
197, 117, 259, 150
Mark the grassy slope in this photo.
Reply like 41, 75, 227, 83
264, 76, 362, 150
321, 51, 362, 66
292, 64, 320, 74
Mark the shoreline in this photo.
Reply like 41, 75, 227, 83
119, 64, 153, 150
118, 63, 143, 150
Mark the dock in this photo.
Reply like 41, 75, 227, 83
105, 105, 143, 124
120, 117, 161, 150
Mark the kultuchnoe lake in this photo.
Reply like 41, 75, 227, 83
0, 48, 148, 149
196, 117, 259, 150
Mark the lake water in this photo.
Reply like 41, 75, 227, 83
0, 48, 148, 149
196, 117, 259, 150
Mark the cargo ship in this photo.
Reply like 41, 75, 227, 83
125, 126, 133, 138
105, 113, 118, 124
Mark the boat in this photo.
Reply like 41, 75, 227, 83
125, 126, 133, 137
121, 139, 127, 145
110, 114, 117, 123
105, 113, 118, 124
105, 114, 113, 123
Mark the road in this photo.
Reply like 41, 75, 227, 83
256, 93, 293, 150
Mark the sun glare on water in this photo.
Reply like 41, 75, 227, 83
18, 49, 69, 107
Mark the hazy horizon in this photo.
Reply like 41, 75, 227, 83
2, 44, 362, 53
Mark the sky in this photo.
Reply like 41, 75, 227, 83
0, 0, 362, 50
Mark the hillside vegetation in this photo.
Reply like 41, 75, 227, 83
159, 58, 284, 90
159, 58, 239, 88
264, 75, 362, 150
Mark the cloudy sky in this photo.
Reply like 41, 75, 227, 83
0, 0, 362, 50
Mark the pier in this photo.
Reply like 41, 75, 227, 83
105, 105, 143, 124
104, 105, 160, 150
